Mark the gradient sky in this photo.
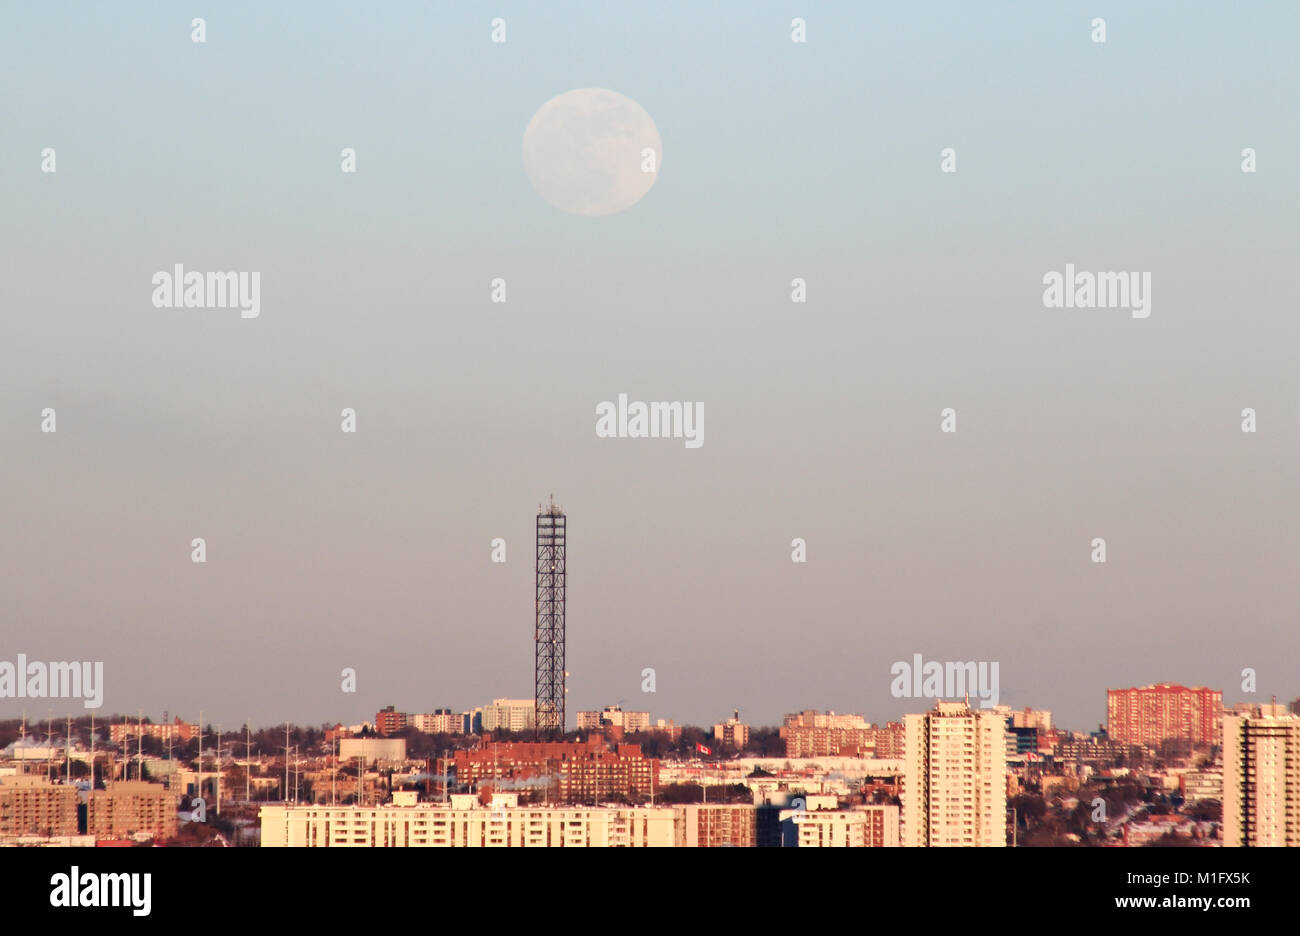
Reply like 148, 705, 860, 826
2, 1, 1298, 734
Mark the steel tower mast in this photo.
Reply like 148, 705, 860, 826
535, 495, 566, 739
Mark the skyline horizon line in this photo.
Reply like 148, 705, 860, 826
2, 684, 1283, 742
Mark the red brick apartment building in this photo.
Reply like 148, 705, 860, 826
677, 804, 758, 847
1106, 684, 1222, 747
375, 706, 408, 736
451, 738, 659, 803
109, 717, 197, 744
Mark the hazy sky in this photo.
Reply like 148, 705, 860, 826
2, 2, 1297, 734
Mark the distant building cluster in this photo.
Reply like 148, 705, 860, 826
370, 700, 686, 744
373, 704, 472, 737
260, 792, 902, 848
371, 699, 540, 736
8, 683, 1300, 849
780, 710, 905, 758
0, 775, 177, 844
576, 707, 682, 741
108, 717, 198, 744
576, 705, 650, 733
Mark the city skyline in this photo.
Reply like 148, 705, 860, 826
1, 680, 1284, 742
5, 692, 1295, 850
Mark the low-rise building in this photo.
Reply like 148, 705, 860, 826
337, 737, 406, 765
1182, 770, 1223, 803
260, 794, 675, 847
779, 804, 900, 847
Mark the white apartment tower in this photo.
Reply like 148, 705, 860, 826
1223, 703, 1300, 847
480, 699, 536, 733
903, 700, 1007, 847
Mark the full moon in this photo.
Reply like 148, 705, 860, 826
522, 88, 662, 217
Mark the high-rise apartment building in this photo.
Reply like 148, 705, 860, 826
902, 700, 1006, 847
409, 710, 461, 734
1106, 684, 1222, 747
713, 711, 750, 750
375, 705, 408, 736
1222, 703, 1300, 847
480, 698, 537, 733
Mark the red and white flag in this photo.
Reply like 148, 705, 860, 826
696, 742, 712, 755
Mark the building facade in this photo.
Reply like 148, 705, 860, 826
260, 794, 675, 847
713, 712, 750, 750
675, 804, 758, 847
1106, 684, 1222, 747
902, 701, 1007, 847
337, 737, 406, 765
86, 781, 179, 841
1222, 704, 1300, 847
409, 710, 461, 734
577, 705, 651, 733
1182, 769, 1223, 803
0, 776, 78, 837
480, 699, 537, 733
450, 739, 658, 804
778, 805, 900, 847
781, 710, 905, 759
375, 706, 408, 736
109, 717, 197, 744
